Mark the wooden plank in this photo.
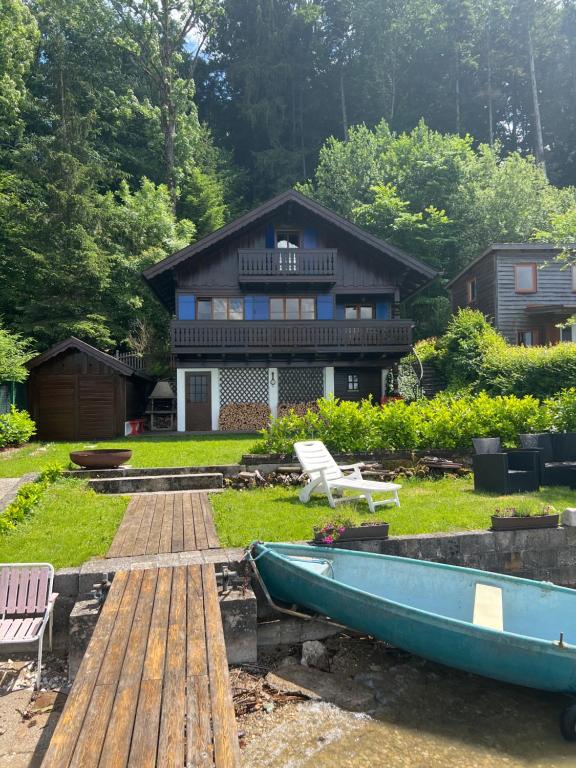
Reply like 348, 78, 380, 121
202, 564, 240, 767
157, 567, 187, 766
128, 569, 172, 768
133, 495, 157, 556
171, 492, 185, 553
107, 496, 142, 559
68, 684, 116, 768
192, 494, 209, 551
182, 492, 197, 552
201, 494, 220, 550
186, 565, 213, 767
158, 494, 175, 554
146, 492, 166, 555
98, 569, 158, 767
41, 571, 130, 768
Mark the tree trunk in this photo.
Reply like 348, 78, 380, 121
486, 8, 494, 146
339, 67, 349, 141
455, 46, 461, 134
160, 0, 177, 203
527, 24, 546, 173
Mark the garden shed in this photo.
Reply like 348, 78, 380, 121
27, 337, 150, 440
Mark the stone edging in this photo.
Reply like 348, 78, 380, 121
0, 472, 39, 514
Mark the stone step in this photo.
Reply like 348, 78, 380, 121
65, 464, 241, 479
88, 472, 223, 494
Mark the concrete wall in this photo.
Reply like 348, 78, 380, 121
339, 526, 576, 586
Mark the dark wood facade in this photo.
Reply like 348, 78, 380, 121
448, 244, 576, 346
28, 338, 149, 441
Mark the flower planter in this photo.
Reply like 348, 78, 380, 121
70, 449, 132, 470
314, 522, 389, 545
490, 513, 559, 531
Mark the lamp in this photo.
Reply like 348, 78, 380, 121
270, 370, 276, 386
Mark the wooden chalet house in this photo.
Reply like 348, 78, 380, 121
144, 190, 436, 431
447, 244, 576, 347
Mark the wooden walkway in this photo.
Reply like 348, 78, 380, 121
107, 492, 220, 559
42, 564, 240, 767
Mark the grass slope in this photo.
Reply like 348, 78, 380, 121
0, 434, 257, 477
211, 476, 576, 547
0, 480, 128, 568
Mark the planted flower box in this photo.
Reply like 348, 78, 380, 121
314, 521, 389, 546
491, 505, 558, 532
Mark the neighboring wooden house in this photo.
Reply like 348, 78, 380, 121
447, 244, 576, 346
27, 338, 150, 440
143, 189, 436, 431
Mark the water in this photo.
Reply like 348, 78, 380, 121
240, 639, 576, 767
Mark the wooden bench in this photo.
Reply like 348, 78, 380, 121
42, 564, 240, 767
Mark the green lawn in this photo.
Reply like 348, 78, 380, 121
0, 479, 129, 568
211, 476, 576, 547
0, 434, 257, 477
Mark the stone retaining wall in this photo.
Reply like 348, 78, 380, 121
339, 526, 576, 585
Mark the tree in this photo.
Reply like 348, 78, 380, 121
0, 0, 38, 142
0, 323, 33, 382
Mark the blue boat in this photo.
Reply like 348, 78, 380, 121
249, 541, 576, 739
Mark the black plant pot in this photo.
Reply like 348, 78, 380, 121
490, 514, 558, 531
314, 522, 390, 545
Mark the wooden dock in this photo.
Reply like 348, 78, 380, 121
42, 564, 240, 768
107, 492, 220, 558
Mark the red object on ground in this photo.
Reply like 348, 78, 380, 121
126, 419, 145, 436
381, 395, 404, 404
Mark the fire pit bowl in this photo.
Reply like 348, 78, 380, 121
69, 449, 132, 469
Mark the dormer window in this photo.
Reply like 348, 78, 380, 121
276, 230, 300, 249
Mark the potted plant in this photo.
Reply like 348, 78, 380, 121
313, 518, 390, 546
491, 504, 559, 531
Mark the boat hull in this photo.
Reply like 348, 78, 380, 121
252, 542, 576, 694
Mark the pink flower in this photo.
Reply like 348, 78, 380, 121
337, 526, 346, 533
323, 535, 334, 544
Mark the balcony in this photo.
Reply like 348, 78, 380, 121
171, 320, 412, 354
238, 249, 337, 284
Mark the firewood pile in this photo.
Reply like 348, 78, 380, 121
218, 403, 271, 431
277, 401, 319, 418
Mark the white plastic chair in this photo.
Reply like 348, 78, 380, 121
294, 440, 401, 512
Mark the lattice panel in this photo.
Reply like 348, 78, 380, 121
0, 385, 9, 414
278, 368, 324, 403
219, 367, 269, 405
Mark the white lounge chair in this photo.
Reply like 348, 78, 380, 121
294, 440, 401, 513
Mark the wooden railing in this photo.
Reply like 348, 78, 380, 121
238, 249, 337, 279
171, 320, 412, 351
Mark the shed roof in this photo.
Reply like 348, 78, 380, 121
143, 189, 437, 310
27, 337, 148, 378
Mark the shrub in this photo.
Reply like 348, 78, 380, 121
545, 388, 576, 432
479, 343, 576, 399
0, 463, 62, 535
0, 406, 36, 448
253, 391, 548, 454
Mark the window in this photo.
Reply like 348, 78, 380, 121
196, 298, 244, 320
269, 297, 316, 320
561, 325, 574, 342
276, 230, 300, 248
466, 278, 477, 304
517, 329, 538, 347
345, 304, 374, 320
188, 375, 208, 402
514, 264, 537, 293
347, 374, 359, 391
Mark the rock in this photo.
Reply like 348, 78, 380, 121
265, 665, 377, 712
301, 640, 330, 672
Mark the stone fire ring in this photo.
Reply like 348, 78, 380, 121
69, 449, 132, 469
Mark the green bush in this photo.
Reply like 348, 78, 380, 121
253, 391, 549, 454
479, 343, 576, 399
0, 406, 36, 448
0, 463, 62, 535
544, 388, 576, 432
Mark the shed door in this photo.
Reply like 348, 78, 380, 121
185, 373, 212, 431
34, 375, 76, 441
78, 375, 116, 439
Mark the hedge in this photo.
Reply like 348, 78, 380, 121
252, 390, 576, 455
0, 464, 62, 535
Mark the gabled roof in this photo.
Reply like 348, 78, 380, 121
143, 189, 437, 309
445, 243, 569, 289
27, 337, 146, 378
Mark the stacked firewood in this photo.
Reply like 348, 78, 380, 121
218, 402, 271, 431
277, 401, 319, 418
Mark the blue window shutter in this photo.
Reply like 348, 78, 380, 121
335, 303, 345, 320
265, 224, 275, 248
303, 227, 318, 248
178, 294, 195, 320
253, 295, 269, 320
244, 296, 254, 321
376, 301, 391, 320
317, 295, 334, 320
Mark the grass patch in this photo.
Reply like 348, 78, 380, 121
0, 434, 257, 477
0, 479, 128, 568
211, 476, 575, 547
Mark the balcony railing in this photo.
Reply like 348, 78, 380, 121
238, 249, 336, 281
171, 320, 412, 352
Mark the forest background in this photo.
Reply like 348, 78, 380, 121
3, 0, 576, 354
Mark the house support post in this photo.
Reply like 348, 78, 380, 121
268, 368, 278, 418
324, 367, 335, 397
